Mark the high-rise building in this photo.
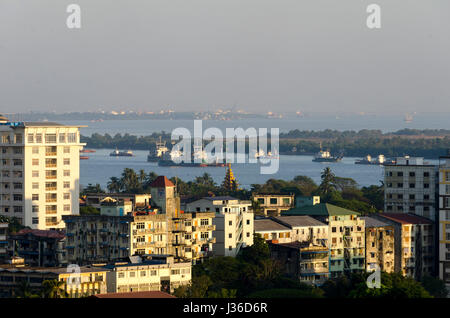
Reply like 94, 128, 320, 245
384, 156, 438, 221
438, 155, 450, 287
0, 116, 85, 229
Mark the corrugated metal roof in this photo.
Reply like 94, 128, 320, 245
254, 219, 290, 232
283, 203, 360, 216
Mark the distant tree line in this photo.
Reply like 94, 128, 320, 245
81, 129, 450, 158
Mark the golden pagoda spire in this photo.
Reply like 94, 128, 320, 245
222, 163, 239, 191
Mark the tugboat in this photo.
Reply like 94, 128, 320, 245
110, 148, 134, 157
312, 149, 343, 163
147, 137, 169, 162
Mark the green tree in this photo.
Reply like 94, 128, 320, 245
42, 280, 68, 298
316, 167, 337, 200
107, 177, 121, 193
421, 275, 448, 298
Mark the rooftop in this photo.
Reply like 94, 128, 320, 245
360, 216, 390, 228
274, 241, 329, 251
254, 219, 290, 232
149, 176, 175, 188
90, 291, 175, 298
377, 213, 433, 225
273, 215, 326, 228
283, 203, 360, 217
202, 196, 238, 201
10, 229, 65, 240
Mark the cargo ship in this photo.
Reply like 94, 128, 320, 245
147, 137, 169, 162
157, 146, 226, 167
312, 149, 343, 163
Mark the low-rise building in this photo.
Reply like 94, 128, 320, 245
438, 154, 450, 288
185, 196, 253, 257
102, 255, 191, 294
269, 241, 329, 286
84, 193, 151, 210
8, 229, 66, 267
252, 194, 295, 216
361, 216, 395, 273
0, 264, 108, 298
254, 216, 328, 246
100, 197, 133, 216
373, 213, 434, 280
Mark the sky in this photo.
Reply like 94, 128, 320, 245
0, 0, 449, 114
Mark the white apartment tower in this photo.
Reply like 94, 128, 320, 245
185, 196, 254, 257
438, 155, 450, 287
384, 156, 438, 221
0, 116, 85, 229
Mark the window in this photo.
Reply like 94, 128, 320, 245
64, 193, 70, 200
64, 170, 70, 177
118, 272, 125, 279
32, 171, 39, 177
13, 194, 22, 201
397, 172, 403, 177
64, 158, 70, 165
409, 194, 415, 200
15, 134, 22, 144
59, 133, 66, 143
32, 217, 39, 225
270, 198, 278, 205
332, 227, 336, 233
171, 269, 181, 275
424, 172, 430, 178
140, 271, 146, 277
64, 205, 71, 212
424, 194, 430, 200
129, 271, 136, 278
200, 218, 209, 226
27, 134, 34, 143
246, 219, 250, 225
409, 172, 415, 177
247, 232, 250, 237
14, 206, 23, 213
398, 194, 403, 199
424, 183, 429, 188
229, 221, 232, 226
32, 194, 39, 201
397, 183, 403, 188
32, 206, 39, 213
64, 182, 70, 189
409, 183, 415, 188
150, 270, 157, 276
32, 147, 39, 154
228, 233, 232, 238
32, 182, 39, 189
64, 147, 70, 154
35, 134, 42, 143
45, 134, 57, 143
32, 159, 39, 166
68, 133, 77, 143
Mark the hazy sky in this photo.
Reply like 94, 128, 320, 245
0, 0, 449, 114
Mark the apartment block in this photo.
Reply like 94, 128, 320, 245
438, 155, 450, 287
63, 214, 133, 264
0, 117, 85, 229
252, 194, 295, 216
100, 197, 133, 216
8, 229, 66, 267
64, 176, 216, 265
384, 156, 438, 221
373, 213, 434, 280
149, 176, 216, 263
185, 196, 253, 257
361, 216, 395, 273
284, 203, 365, 277
269, 241, 329, 286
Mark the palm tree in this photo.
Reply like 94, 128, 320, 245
42, 280, 68, 298
317, 167, 337, 197
119, 168, 141, 193
138, 169, 147, 184
107, 177, 121, 193
16, 280, 40, 298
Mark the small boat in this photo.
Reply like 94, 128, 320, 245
355, 155, 386, 165
80, 149, 96, 153
80, 156, 89, 160
110, 148, 134, 157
